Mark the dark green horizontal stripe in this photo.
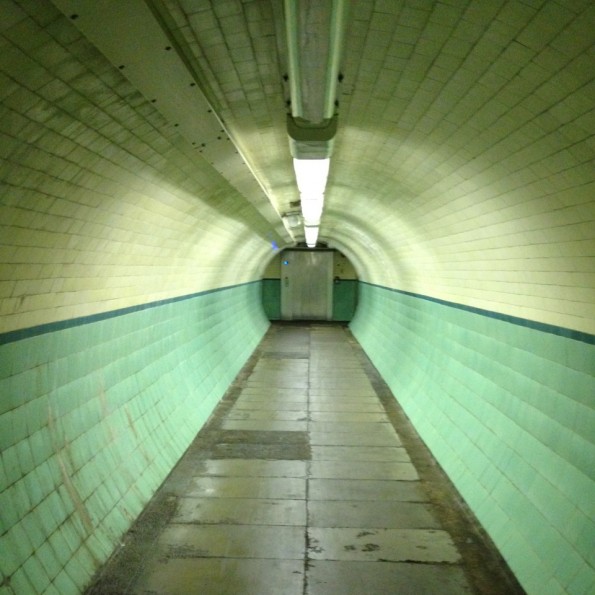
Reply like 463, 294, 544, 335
0, 281, 259, 346
361, 281, 595, 346
3, 280, 592, 346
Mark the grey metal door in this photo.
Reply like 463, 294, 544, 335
280, 250, 333, 320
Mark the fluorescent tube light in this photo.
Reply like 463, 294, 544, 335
300, 193, 324, 225
293, 158, 330, 195
304, 225, 319, 247
293, 158, 329, 247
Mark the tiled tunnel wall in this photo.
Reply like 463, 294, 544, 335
1, 2, 594, 594
350, 283, 595, 595
0, 283, 269, 594
0, 1, 276, 337
0, 5, 277, 592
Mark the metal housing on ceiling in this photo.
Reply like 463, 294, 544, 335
284, 0, 348, 159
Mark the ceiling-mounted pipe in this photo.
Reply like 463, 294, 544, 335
323, 0, 348, 121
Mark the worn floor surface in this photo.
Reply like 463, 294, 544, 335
87, 324, 523, 595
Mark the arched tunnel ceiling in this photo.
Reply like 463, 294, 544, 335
3, 0, 595, 334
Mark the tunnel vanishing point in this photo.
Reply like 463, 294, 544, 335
0, 1, 594, 594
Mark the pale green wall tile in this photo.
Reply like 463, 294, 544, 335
0, 378, 14, 416
48, 488, 71, 527
29, 429, 51, 468
6, 522, 34, 573
56, 480, 78, 511
52, 568, 78, 595
21, 552, 51, 593
550, 547, 587, 592
499, 529, 545, 588
0, 486, 19, 534
477, 502, 510, 545
36, 496, 60, 537
0, 344, 14, 380
64, 555, 93, 589
20, 510, 46, 551
35, 541, 62, 581
85, 532, 112, 562
0, 283, 268, 593
0, 532, 20, 577
75, 545, 98, 580
10, 480, 33, 525
544, 578, 566, 595
574, 518, 595, 566
47, 530, 74, 568
8, 566, 37, 595
0, 411, 19, 450
351, 284, 595, 594
566, 561, 595, 595
14, 441, 36, 481
565, 340, 595, 375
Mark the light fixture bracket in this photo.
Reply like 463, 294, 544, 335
287, 114, 337, 159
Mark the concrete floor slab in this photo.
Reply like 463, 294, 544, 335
309, 371, 370, 379
308, 401, 384, 412
246, 376, 308, 389
212, 430, 308, 445
159, 524, 305, 559
309, 460, 418, 481
250, 373, 308, 382
309, 431, 402, 447
253, 362, 308, 369
232, 401, 307, 411
309, 380, 374, 390
212, 442, 309, 460
134, 558, 304, 595
308, 395, 379, 402
308, 421, 398, 435
309, 365, 362, 372
254, 361, 308, 369
238, 388, 308, 399
308, 500, 440, 529
87, 324, 522, 595
306, 561, 472, 595
310, 361, 360, 365
309, 479, 427, 501
311, 356, 356, 361
222, 420, 308, 432
187, 476, 306, 500
307, 527, 461, 563
227, 409, 309, 421
311, 446, 411, 462
306, 387, 378, 397
235, 397, 309, 407
174, 497, 307, 525
310, 411, 388, 422
202, 459, 307, 478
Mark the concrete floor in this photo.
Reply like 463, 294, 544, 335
87, 324, 523, 595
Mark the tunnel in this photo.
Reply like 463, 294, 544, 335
0, 0, 594, 593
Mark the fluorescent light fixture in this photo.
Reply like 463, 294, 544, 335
300, 193, 324, 225
293, 158, 329, 248
293, 158, 330, 195
304, 225, 319, 248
